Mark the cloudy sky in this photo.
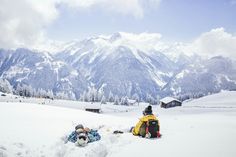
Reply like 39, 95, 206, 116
0, 0, 236, 57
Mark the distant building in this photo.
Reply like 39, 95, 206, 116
128, 99, 137, 106
85, 104, 101, 113
160, 97, 182, 108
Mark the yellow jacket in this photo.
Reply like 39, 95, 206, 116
132, 114, 159, 136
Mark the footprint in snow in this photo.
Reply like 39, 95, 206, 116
13, 143, 24, 149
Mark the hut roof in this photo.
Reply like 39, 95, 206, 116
128, 99, 136, 104
160, 97, 181, 104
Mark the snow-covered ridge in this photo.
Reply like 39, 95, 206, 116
55, 33, 236, 99
0, 48, 88, 100
58, 32, 177, 58
183, 91, 236, 108
1, 33, 236, 101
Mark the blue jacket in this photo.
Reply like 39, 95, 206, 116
67, 131, 78, 143
67, 130, 101, 143
87, 130, 101, 143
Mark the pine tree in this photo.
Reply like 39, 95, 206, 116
120, 97, 125, 105
114, 95, 119, 105
0, 78, 12, 94
108, 91, 114, 102
82, 91, 89, 102
121, 96, 129, 105
14, 84, 33, 97
132, 93, 139, 103
89, 86, 97, 102
97, 88, 104, 102
124, 96, 129, 106
146, 94, 156, 105
47, 90, 54, 99
101, 95, 106, 104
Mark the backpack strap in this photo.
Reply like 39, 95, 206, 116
145, 121, 152, 138
145, 121, 149, 135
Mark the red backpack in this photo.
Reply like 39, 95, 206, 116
145, 119, 160, 138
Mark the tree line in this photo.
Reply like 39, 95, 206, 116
1, 78, 210, 104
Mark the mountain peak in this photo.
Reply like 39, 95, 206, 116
109, 32, 123, 42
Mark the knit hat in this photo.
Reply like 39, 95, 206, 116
75, 124, 84, 130
144, 105, 152, 115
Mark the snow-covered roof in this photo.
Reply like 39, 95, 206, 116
160, 97, 181, 104
128, 99, 136, 104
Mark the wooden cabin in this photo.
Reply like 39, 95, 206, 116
160, 97, 182, 108
85, 104, 101, 113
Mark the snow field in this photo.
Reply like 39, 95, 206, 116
0, 91, 236, 157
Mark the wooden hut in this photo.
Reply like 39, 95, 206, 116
160, 97, 182, 108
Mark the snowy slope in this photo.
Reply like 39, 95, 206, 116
183, 91, 236, 108
55, 33, 236, 98
1, 33, 236, 100
0, 48, 87, 99
166, 56, 236, 96
0, 91, 236, 157
56, 33, 178, 98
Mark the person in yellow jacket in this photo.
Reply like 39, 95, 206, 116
132, 105, 161, 138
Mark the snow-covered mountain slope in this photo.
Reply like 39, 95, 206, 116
165, 56, 236, 96
183, 91, 236, 108
56, 33, 179, 98
56, 33, 236, 98
1, 33, 236, 100
0, 48, 87, 99
0, 91, 236, 157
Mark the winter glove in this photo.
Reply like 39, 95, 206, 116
145, 132, 151, 138
157, 131, 161, 138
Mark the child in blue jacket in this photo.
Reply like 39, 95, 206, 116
67, 124, 101, 146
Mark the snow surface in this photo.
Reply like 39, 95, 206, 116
0, 91, 236, 157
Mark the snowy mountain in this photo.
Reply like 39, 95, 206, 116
166, 56, 236, 96
56, 33, 187, 99
0, 48, 87, 99
0, 32, 236, 100
56, 32, 236, 99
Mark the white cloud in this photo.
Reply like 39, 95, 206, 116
113, 28, 236, 60
2, 1, 235, 59
0, 0, 161, 49
0, 0, 59, 49
114, 32, 162, 44
185, 28, 236, 58
110, 32, 163, 52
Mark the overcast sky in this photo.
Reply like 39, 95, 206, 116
0, 0, 236, 57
